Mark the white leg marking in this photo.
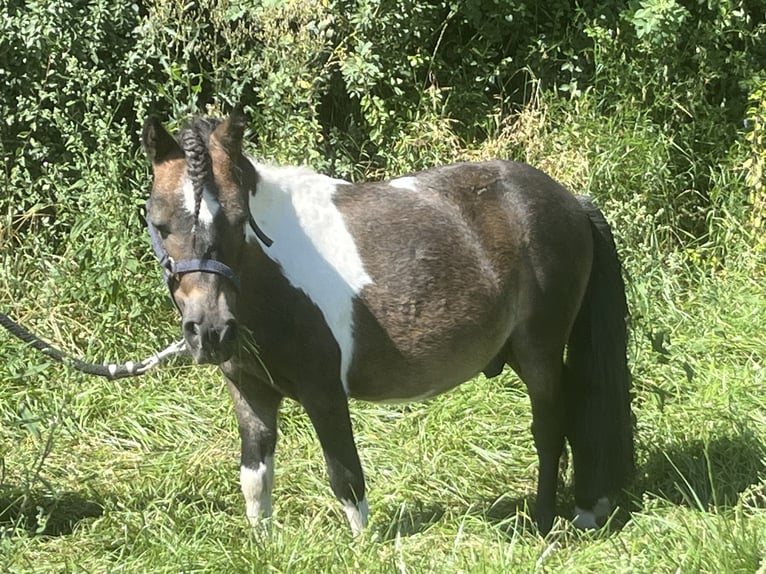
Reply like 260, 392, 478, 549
342, 496, 369, 536
181, 177, 220, 226
247, 162, 373, 394
593, 496, 611, 519
572, 507, 599, 530
240, 457, 274, 525
573, 496, 610, 530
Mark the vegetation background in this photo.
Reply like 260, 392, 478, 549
1, 0, 765, 571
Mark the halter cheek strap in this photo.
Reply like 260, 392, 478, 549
249, 213, 273, 248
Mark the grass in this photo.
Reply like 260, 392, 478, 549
2, 106, 765, 572
2, 235, 765, 573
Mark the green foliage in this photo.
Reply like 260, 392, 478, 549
743, 80, 766, 251
629, 0, 690, 43
1, 0, 765, 571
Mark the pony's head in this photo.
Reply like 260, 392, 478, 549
142, 109, 255, 364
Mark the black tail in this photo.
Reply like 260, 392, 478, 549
565, 196, 634, 508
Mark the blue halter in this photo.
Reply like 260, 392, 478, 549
146, 200, 272, 297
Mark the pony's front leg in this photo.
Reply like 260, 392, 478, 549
300, 387, 368, 535
225, 374, 283, 528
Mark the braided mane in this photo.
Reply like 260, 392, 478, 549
178, 118, 222, 230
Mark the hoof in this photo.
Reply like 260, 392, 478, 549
536, 510, 555, 536
573, 497, 610, 530
343, 497, 369, 536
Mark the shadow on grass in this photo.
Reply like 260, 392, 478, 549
374, 501, 446, 539
632, 431, 766, 511
0, 487, 103, 537
374, 493, 538, 540
374, 432, 766, 540
6, 436, 758, 542
478, 493, 539, 537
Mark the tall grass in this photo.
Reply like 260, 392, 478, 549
2, 0, 766, 571
3, 101, 765, 572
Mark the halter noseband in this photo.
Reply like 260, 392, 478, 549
146, 200, 272, 298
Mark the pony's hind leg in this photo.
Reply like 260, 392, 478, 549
509, 338, 567, 535
298, 385, 367, 536
225, 374, 283, 528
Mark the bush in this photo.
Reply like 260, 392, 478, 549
0, 2, 765, 560
1, 0, 764, 335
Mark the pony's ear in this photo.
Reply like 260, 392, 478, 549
142, 116, 183, 164
211, 105, 247, 158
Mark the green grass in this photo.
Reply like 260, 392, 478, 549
1, 248, 765, 572
2, 97, 765, 573
3, 0, 765, 569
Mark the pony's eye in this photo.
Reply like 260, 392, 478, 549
155, 224, 171, 239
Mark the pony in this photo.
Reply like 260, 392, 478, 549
141, 108, 633, 535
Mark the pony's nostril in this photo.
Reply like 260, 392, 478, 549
182, 317, 237, 363
184, 321, 201, 340
220, 320, 239, 346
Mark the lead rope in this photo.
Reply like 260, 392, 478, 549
0, 312, 187, 380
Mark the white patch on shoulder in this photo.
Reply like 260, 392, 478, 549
241, 457, 274, 524
181, 176, 220, 226
389, 176, 418, 191
246, 161, 373, 394
342, 496, 369, 536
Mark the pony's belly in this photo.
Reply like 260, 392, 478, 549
358, 373, 473, 403
344, 284, 515, 402
347, 359, 489, 403
345, 326, 509, 403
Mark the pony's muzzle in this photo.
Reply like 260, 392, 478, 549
183, 317, 239, 364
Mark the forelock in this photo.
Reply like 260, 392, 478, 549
178, 118, 222, 226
